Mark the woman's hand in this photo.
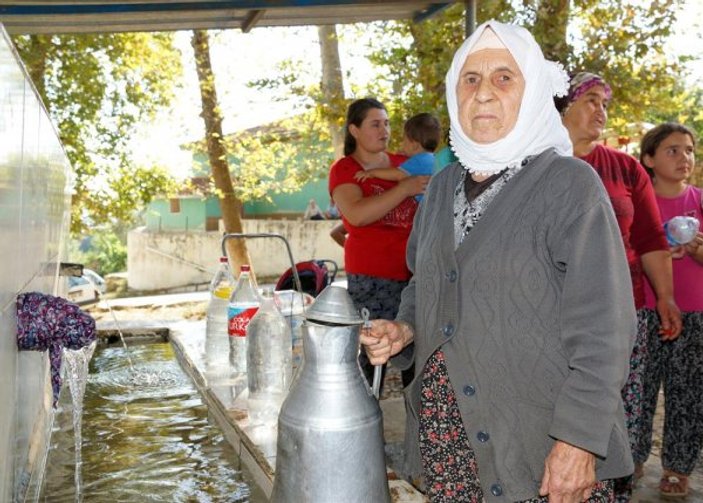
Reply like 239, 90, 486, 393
398, 175, 431, 197
657, 295, 682, 341
683, 231, 703, 263
539, 441, 596, 503
360, 320, 414, 365
670, 245, 686, 260
641, 249, 681, 340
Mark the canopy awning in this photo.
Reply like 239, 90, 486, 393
0, 1, 456, 34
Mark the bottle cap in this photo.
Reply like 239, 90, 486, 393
219, 256, 228, 263
241, 264, 250, 272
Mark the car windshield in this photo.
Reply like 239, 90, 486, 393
68, 276, 90, 288
84, 269, 100, 282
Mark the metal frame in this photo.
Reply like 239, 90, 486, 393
221, 232, 303, 294
0, 1, 456, 34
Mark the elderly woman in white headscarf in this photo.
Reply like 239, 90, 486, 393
361, 20, 636, 503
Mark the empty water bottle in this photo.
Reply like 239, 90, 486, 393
228, 264, 260, 374
664, 216, 700, 246
205, 257, 233, 380
274, 290, 314, 372
247, 287, 292, 425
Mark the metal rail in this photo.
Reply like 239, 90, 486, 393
221, 233, 303, 295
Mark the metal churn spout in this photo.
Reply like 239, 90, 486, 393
270, 285, 391, 503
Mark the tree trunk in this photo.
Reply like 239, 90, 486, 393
317, 25, 345, 160
191, 29, 251, 274
532, 0, 571, 63
26, 35, 49, 103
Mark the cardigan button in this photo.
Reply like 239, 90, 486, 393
490, 483, 503, 496
442, 324, 454, 337
446, 270, 457, 282
477, 431, 490, 443
462, 385, 476, 397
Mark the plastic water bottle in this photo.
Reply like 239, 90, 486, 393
664, 216, 700, 246
205, 256, 234, 380
228, 264, 260, 374
247, 287, 292, 425
274, 290, 314, 372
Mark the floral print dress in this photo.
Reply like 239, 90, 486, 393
418, 165, 614, 502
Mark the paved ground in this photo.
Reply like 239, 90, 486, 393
89, 293, 703, 502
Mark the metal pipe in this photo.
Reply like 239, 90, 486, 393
465, 0, 476, 36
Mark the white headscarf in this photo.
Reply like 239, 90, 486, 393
446, 20, 572, 175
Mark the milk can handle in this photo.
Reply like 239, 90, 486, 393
221, 232, 304, 296
361, 307, 382, 400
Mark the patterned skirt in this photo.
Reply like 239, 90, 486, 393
418, 349, 614, 502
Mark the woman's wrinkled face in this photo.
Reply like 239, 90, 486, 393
643, 132, 696, 184
350, 107, 390, 154
456, 48, 525, 144
561, 85, 609, 142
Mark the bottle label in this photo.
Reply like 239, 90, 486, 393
228, 306, 259, 337
213, 286, 232, 300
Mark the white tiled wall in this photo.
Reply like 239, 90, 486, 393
0, 25, 72, 501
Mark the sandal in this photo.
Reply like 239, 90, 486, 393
660, 472, 689, 499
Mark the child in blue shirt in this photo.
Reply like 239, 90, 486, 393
354, 113, 440, 201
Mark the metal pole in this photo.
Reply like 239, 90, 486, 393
465, 0, 477, 37
220, 232, 304, 296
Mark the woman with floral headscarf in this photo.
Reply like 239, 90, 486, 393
556, 73, 682, 502
361, 21, 635, 502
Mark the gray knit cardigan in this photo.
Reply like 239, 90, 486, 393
394, 148, 636, 501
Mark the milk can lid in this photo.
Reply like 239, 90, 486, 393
305, 285, 363, 325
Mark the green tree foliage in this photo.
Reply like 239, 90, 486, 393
246, 55, 336, 185
69, 229, 127, 275
361, 1, 700, 153
566, 0, 689, 135
188, 113, 333, 202
224, 114, 333, 202
12, 32, 182, 233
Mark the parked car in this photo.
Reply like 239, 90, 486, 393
67, 268, 105, 304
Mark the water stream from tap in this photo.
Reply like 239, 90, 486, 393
62, 341, 97, 503
59, 293, 173, 501
100, 294, 135, 371
98, 293, 167, 385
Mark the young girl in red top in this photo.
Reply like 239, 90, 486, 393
637, 123, 703, 499
328, 98, 429, 387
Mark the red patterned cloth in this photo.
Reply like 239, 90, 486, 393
16, 292, 96, 406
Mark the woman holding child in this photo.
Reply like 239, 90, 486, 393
361, 21, 636, 502
328, 98, 429, 386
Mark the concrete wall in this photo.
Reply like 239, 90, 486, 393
128, 219, 345, 291
0, 25, 72, 502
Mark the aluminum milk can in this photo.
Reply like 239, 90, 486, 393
270, 285, 390, 503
